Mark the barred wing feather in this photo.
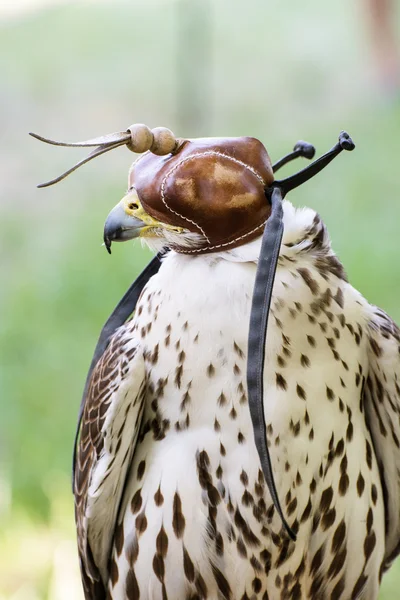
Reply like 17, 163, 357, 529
365, 306, 400, 572
74, 324, 145, 599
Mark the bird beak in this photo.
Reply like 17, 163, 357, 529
104, 188, 186, 254
103, 197, 145, 254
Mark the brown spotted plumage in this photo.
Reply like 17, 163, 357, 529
74, 201, 400, 599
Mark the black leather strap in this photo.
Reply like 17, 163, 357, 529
72, 252, 166, 488
247, 186, 296, 540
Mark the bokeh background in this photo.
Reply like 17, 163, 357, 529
1, 0, 400, 597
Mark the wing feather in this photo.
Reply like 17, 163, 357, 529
74, 324, 145, 599
365, 305, 400, 571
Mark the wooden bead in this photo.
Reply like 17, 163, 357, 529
150, 127, 177, 155
126, 124, 153, 153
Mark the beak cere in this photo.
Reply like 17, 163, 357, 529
103, 202, 145, 254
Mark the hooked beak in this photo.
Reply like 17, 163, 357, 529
103, 201, 144, 254
104, 189, 185, 254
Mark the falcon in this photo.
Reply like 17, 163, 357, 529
32, 125, 400, 599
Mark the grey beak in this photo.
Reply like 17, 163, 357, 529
103, 203, 144, 254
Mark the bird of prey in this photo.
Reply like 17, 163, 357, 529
32, 125, 400, 600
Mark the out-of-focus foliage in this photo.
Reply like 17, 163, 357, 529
0, 0, 399, 597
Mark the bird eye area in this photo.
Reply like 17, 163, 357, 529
128, 202, 139, 210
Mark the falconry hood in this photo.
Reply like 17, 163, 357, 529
31, 123, 355, 541
128, 135, 274, 254
31, 124, 354, 254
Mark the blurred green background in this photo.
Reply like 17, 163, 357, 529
1, 0, 400, 597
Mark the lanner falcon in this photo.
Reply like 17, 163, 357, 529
32, 125, 400, 599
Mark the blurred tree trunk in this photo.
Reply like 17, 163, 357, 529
175, 0, 213, 136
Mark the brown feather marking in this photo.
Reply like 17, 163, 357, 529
131, 489, 143, 514
217, 392, 227, 407
109, 557, 119, 587
126, 569, 140, 600
233, 341, 245, 358
154, 485, 164, 507
114, 521, 124, 556
183, 546, 195, 582
175, 365, 183, 388
195, 572, 208, 598
135, 511, 148, 535
152, 553, 165, 582
297, 268, 319, 295
276, 373, 287, 391
137, 460, 146, 481
234, 507, 260, 547
351, 573, 368, 599
207, 363, 215, 377
172, 492, 186, 538
300, 354, 311, 368
328, 547, 347, 579
156, 526, 169, 558
211, 562, 232, 599
296, 384, 306, 400
126, 535, 139, 565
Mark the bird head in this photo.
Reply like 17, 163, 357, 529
30, 123, 354, 255
103, 131, 274, 255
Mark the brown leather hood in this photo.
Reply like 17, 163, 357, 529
129, 136, 274, 253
